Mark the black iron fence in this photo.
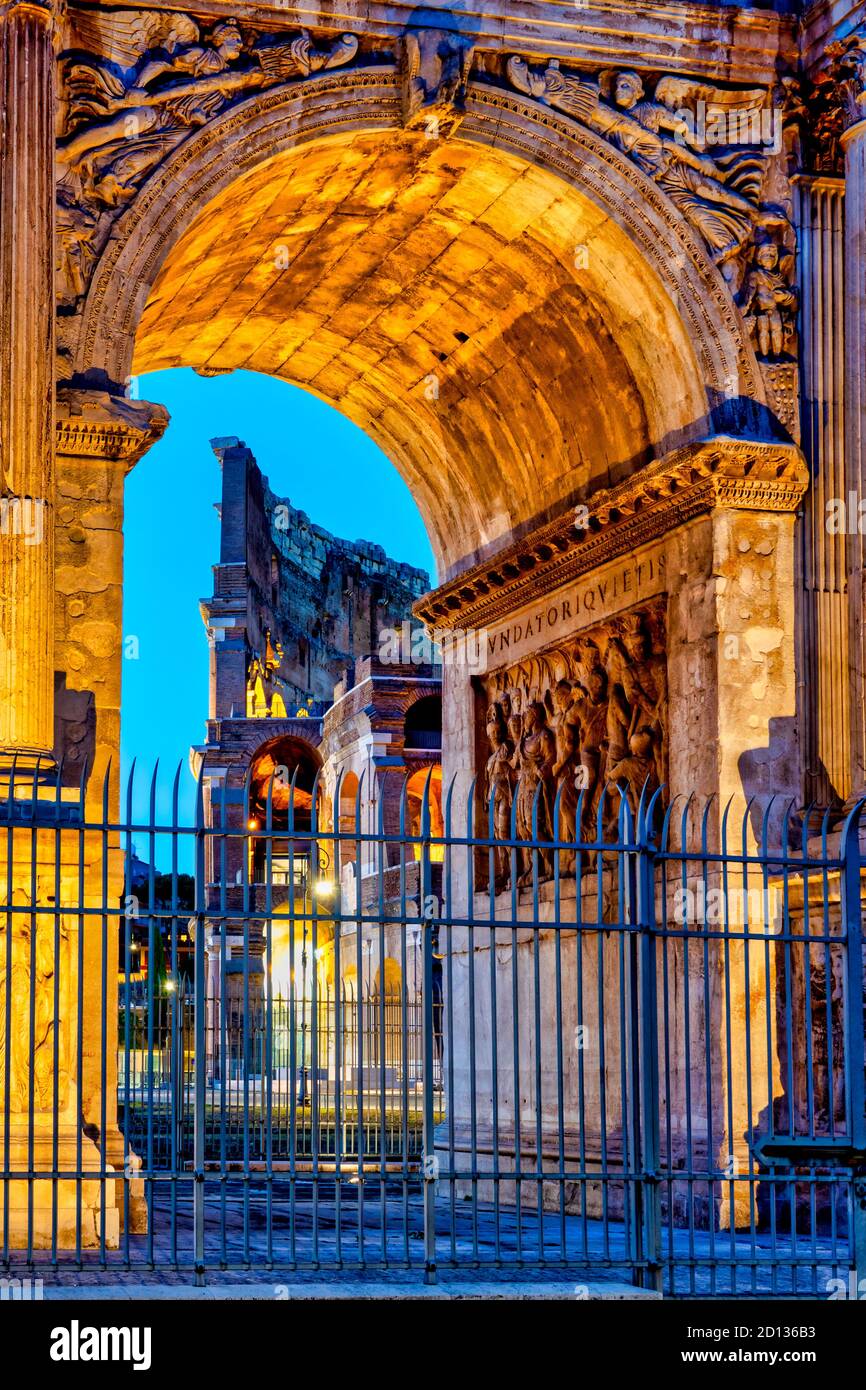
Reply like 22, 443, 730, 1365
119, 984, 433, 1165
0, 762, 865, 1295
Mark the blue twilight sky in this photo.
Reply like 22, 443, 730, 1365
121, 368, 435, 829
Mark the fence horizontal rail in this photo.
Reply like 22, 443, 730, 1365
0, 764, 863, 1295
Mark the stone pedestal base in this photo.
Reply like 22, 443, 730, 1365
0, 1128, 119, 1250
101, 1134, 148, 1235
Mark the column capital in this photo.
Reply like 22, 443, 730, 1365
0, 0, 61, 30
841, 115, 866, 149
55, 389, 169, 471
828, 26, 866, 133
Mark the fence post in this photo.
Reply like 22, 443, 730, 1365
193, 782, 207, 1286
840, 804, 866, 1293
637, 799, 662, 1294
420, 779, 437, 1285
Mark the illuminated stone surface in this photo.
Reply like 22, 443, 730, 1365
0, 0, 862, 1246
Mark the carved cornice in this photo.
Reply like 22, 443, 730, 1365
414, 437, 807, 632
55, 388, 168, 468
59, 2, 792, 86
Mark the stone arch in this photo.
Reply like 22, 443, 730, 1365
373, 958, 403, 998
403, 694, 442, 752
70, 67, 765, 574
337, 770, 361, 866
247, 732, 323, 827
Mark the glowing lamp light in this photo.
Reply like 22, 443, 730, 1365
314, 878, 336, 899
164, 978, 177, 994
248, 818, 259, 831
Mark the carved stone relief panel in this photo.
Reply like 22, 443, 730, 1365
56, 9, 361, 310
506, 58, 797, 368
477, 599, 667, 888
400, 27, 475, 137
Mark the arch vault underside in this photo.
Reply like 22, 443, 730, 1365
46, 13, 810, 828
8, 0, 863, 1271
60, 61, 778, 577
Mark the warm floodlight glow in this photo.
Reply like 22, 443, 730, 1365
314, 878, 336, 898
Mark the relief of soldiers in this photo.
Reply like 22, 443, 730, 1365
484, 702, 515, 891
510, 700, 556, 886
550, 679, 582, 873
482, 607, 667, 882
572, 665, 611, 840
606, 728, 660, 823
615, 614, 666, 786
504, 687, 523, 751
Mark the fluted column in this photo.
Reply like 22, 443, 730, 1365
794, 176, 848, 805
0, 0, 57, 761
832, 29, 866, 798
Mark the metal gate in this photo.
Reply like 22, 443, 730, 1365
1, 762, 864, 1297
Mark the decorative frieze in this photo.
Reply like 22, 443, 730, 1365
479, 600, 667, 885
416, 438, 807, 632
505, 58, 795, 322
56, 11, 360, 305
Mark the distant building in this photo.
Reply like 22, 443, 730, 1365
190, 437, 441, 1059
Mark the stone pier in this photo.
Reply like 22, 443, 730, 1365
425, 436, 807, 1229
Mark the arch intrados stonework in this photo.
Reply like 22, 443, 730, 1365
77, 68, 757, 401
66, 68, 770, 574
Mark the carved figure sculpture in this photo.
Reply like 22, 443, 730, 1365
572, 665, 611, 839
504, 688, 523, 751
401, 27, 475, 137
616, 616, 666, 784
738, 240, 798, 359
0, 917, 61, 1112
827, 27, 866, 127
507, 58, 789, 280
484, 704, 514, 890
56, 13, 359, 300
481, 604, 668, 873
550, 679, 582, 872
511, 701, 556, 885
606, 728, 660, 823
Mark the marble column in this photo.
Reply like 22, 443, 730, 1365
837, 34, 866, 798
0, 0, 57, 763
54, 389, 169, 811
794, 176, 848, 805
55, 388, 168, 1232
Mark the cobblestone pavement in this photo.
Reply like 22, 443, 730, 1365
0, 1178, 846, 1298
